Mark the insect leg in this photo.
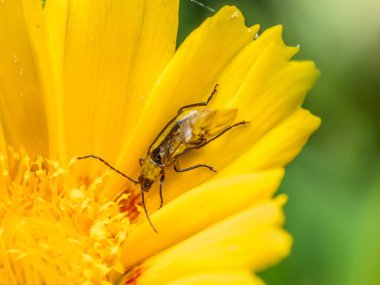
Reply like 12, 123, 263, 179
174, 160, 217, 173
141, 189, 158, 233
159, 172, 165, 209
177, 84, 219, 114
195, 121, 249, 149
76, 155, 139, 184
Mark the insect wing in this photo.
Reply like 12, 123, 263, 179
187, 108, 238, 140
168, 108, 238, 160
147, 108, 238, 164
148, 110, 198, 163
147, 117, 178, 155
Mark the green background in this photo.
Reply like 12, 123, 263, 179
178, 1, 380, 284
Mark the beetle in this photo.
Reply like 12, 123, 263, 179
78, 84, 248, 232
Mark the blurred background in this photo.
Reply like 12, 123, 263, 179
178, 1, 380, 284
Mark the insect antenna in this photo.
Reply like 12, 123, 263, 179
141, 190, 158, 233
76, 155, 139, 184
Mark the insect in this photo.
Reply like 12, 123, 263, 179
78, 84, 248, 232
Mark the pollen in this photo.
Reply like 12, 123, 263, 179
0, 149, 131, 284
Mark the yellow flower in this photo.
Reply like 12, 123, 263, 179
0, 1, 320, 284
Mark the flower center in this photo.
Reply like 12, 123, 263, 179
0, 149, 132, 284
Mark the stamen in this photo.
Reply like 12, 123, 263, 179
0, 150, 134, 283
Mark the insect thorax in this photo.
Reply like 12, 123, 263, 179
140, 156, 162, 182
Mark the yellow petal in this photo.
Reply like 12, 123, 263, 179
21, 0, 69, 160
122, 199, 291, 284
0, 0, 48, 155
220, 108, 321, 175
0, 121, 6, 154
211, 25, 298, 109
106, 6, 256, 198
230, 59, 319, 130
155, 271, 264, 285
122, 169, 284, 267
61, 0, 178, 177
